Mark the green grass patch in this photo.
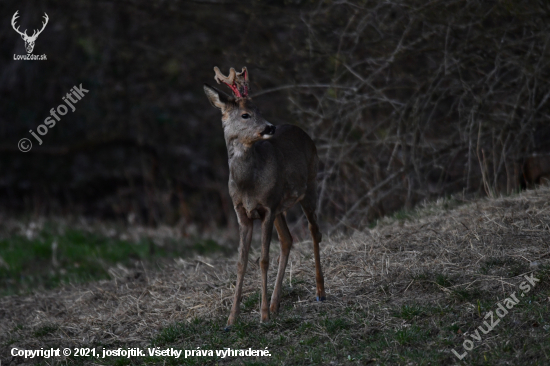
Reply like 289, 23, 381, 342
435, 273, 452, 288
0, 226, 230, 297
393, 304, 424, 320
242, 291, 261, 312
321, 317, 350, 334
394, 325, 425, 345
33, 323, 58, 337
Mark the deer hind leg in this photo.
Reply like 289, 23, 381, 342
226, 206, 253, 329
270, 213, 293, 314
260, 209, 275, 322
300, 187, 326, 301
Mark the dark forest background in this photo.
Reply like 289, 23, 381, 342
1, 0, 549, 236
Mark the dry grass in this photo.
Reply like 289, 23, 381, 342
2, 187, 550, 364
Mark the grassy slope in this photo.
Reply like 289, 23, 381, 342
0, 224, 228, 297
2, 188, 550, 365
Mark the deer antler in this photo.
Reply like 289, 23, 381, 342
213, 67, 249, 98
11, 11, 27, 37
236, 67, 249, 97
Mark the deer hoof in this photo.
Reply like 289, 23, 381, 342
224, 326, 232, 332
316, 296, 326, 301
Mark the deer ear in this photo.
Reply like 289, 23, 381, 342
204, 84, 231, 111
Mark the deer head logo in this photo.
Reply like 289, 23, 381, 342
11, 10, 49, 54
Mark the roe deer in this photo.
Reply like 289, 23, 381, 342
203, 66, 325, 328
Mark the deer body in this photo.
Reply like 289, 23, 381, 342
229, 125, 316, 219
204, 67, 325, 328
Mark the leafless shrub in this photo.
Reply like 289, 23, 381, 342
285, 0, 550, 231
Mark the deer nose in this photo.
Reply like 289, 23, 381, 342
260, 125, 276, 136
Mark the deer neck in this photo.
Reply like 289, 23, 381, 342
226, 137, 249, 160
226, 138, 268, 185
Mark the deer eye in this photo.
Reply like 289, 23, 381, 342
241, 113, 251, 119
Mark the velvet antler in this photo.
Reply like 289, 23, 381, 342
213, 67, 249, 98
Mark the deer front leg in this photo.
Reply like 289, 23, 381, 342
260, 210, 275, 322
226, 206, 253, 330
270, 213, 292, 314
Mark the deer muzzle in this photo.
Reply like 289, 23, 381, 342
260, 125, 276, 138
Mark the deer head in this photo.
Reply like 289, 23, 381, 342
204, 66, 276, 148
11, 11, 49, 54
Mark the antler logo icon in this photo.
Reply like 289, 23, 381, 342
11, 10, 49, 54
